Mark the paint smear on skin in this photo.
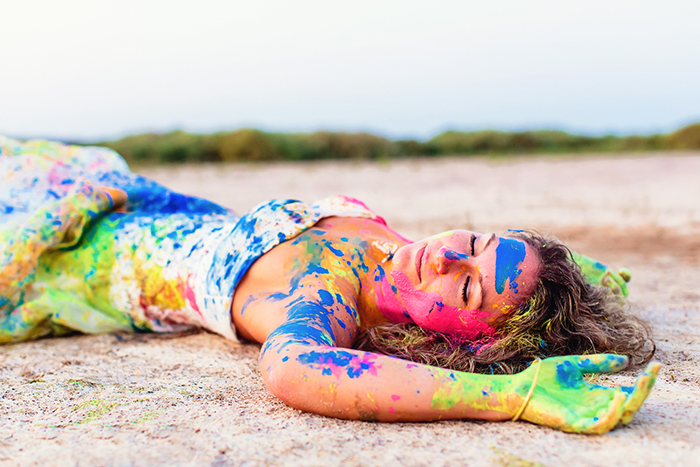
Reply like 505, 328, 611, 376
372, 266, 413, 324
431, 231, 455, 239
297, 350, 380, 379
442, 249, 469, 262
494, 238, 526, 295
429, 368, 515, 413
390, 270, 496, 340
555, 360, 587, 389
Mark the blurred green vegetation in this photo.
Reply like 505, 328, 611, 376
95, 123, 700, 165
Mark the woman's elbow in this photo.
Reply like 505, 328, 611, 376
258, 351, 299, 405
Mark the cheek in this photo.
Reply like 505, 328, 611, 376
391, 270, 442, 321
391, 271, 497, 340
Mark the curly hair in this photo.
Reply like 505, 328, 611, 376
355, 231, 655, 374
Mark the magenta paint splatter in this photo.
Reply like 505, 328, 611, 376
390, 270, 496, 340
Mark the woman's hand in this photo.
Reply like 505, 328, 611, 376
515, 354, 660, 434
571, 252, 631, 296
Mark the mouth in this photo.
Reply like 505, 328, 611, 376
415, 245, 427, 283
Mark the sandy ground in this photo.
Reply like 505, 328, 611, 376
1, 152, 699, 467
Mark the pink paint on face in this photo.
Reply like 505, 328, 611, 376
391, 270, 496, 340
372, 266, 414, 324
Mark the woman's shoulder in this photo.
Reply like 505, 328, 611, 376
242, 196, 386, 226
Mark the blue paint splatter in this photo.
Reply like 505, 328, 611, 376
443, 250, 469, 261
322, 239, 345, 257
555, 361, 585, 389
494, 238, 526, 294
297, 350, 376, 379
318, 289, 334, 307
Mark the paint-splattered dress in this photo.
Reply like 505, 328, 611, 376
0, 136, 382, 344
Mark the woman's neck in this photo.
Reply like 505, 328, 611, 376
311, 217, 413, 329
231, 216, 414, 342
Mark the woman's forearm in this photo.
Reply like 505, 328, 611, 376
259, 341, 525, 422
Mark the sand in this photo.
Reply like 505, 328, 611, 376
1, 152, 699, 467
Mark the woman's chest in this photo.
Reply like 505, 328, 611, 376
231, 219, 404, 342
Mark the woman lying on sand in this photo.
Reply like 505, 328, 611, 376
0, 136, 659, 434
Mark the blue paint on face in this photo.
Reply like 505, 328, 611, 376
494, 238, 527, 294
443, 250, 469, 261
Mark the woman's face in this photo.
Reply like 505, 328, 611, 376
389, 230, 540, 339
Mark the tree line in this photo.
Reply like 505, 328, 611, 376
95, 123, 700, 164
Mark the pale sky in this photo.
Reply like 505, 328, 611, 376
2, 0, 699, 141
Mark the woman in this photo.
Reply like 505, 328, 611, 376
0, 136, 659, 434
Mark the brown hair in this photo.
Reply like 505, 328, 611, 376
355, 231, 655, 374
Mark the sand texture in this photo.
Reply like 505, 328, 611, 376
2, 152, 699, 467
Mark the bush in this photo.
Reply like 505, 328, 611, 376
102, 131, 219, 164
218, 129, 278, 162
667, 123, 700, 149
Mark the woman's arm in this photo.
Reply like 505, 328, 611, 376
261, 338, 521, 423
571, 251, 631, 296
257, 294, 659, 433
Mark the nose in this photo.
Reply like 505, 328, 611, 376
436, 246, 470, 275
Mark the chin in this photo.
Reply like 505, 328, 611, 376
391, 244, 412, 270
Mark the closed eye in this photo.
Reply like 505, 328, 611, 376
462, 276, 470, 305
462, 234, 476, 305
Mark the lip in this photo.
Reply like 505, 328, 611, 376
415, 245, 427, 283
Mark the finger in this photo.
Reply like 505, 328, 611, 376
574, 354, 628, 374
601, 271, 621, 293
618, 280, 629, 297
618, 268, 632, 283
572, 391, 627, 434
621, 361, 661, 424
612, 273, 629, 296
601, 271, 627, 296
